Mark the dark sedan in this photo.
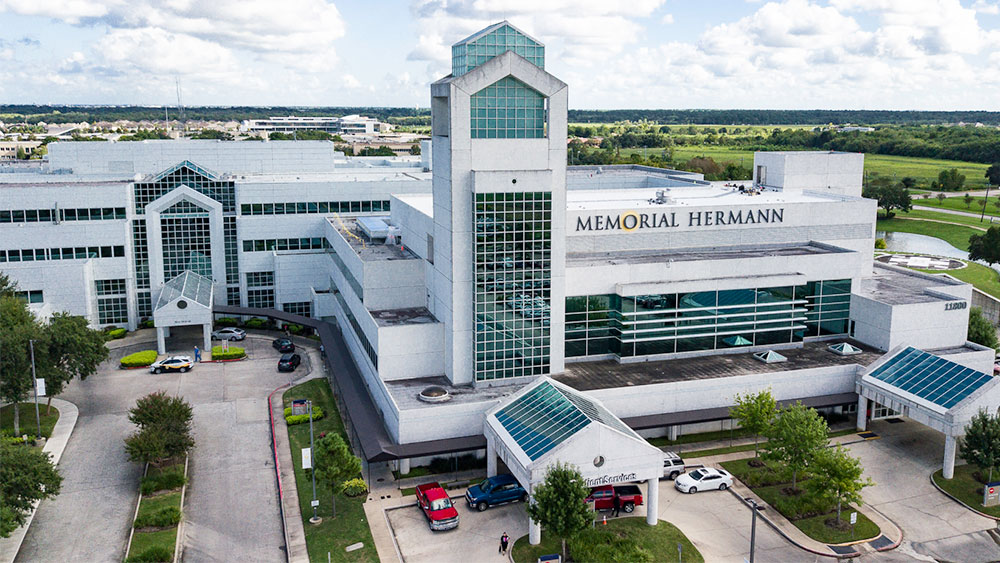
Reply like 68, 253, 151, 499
272, 338, 295, 353
278, 353, 301, 372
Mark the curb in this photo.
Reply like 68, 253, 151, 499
929, 471, 1000, 521
202, 357, 247, 363
173, 456, 190, 563
123, 463, 147, 561
0, 398, 79, 563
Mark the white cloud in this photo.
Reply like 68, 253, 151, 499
973, 0, 1000, 14
661, 14, 674, 24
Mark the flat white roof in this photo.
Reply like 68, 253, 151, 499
395, 194, 434, 218
567, 185, 840, 211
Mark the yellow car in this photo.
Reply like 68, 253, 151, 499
149, 356, 193, 374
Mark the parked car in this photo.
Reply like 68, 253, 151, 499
663, 451, 686, 480
272, 338, 295, 353
674, 467, 733, 494
415, 482, 459, 531
465, 474, 528, 512
585, 485, 644, 513
212, 327, 246, 341
150, 356, 193, 374
277, 353, 301, 372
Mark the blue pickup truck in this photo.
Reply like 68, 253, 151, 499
465, 474, 528, 512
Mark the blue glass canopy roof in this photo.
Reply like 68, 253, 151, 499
868, 347, 993, 409
494, 380, 641, 461
452, 21, 544, 77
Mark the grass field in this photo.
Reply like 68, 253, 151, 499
931, 465, 1000, 518
1, 402, 59, 438
876, 217, 980, 251
282, 379, 377, 563
912, 261, 1000, 300
511, 518, 703, 563
127, 528, 176, 561
914, 195, 1000, 217
897, 209, 991, 230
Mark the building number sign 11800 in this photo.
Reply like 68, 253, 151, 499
945, 302, 967, 311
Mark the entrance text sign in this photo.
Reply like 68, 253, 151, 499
984, 482, 1000, 507
291, 399, 309, 416
584, 472, 637, 487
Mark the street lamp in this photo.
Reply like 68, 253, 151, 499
29, 340, 41, 439
981, 182, 992, 223
308, 399, 320, 524
744, 497, 760, 563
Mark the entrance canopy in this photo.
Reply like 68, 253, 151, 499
152, 270, 214, 355
484, 378, 663, 492
857, 346, 1000, 437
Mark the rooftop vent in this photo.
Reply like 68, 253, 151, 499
357, 216, 390, 239
418, 386, 451, 404
828, 342, 863, 356
648, 189, 672, 205
753, 350, 787, 364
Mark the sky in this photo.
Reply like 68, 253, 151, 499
1, 0, 999, 110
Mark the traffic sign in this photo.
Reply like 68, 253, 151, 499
850, 512, 857, 525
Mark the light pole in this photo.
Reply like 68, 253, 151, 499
29, 340, 41, 439
309, 399, 319, 524
745, 497, 759, 563
981, 182, 992, 223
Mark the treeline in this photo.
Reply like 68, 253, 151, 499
0, 105, 431, 125
761, 127, 1000, 165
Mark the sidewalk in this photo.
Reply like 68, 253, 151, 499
0, 398, 79, 563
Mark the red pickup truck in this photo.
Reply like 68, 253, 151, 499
415, 482, 459, 531
586, 484, 643, 513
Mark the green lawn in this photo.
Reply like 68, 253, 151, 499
914, 195, 1000, 217
127, 528, 176, 561
876, 217, 980, 251
511, 518, 703, 563
136, 491, 181, 520
282, 379, 377, 563
932, 465, 1000, 518
863, 154, 989, 189
1, 402, 59, 438
720, 458, 880, 544
914, 261, 1000, 300
899, 209, 991, 230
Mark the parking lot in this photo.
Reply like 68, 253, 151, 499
16, 329, 313, 563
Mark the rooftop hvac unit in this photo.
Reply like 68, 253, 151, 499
357, 216, 390, 239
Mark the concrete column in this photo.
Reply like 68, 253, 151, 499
202, 323, 212, 357
856, 395, 868, 432
667, 425, 679, 441
398, 458, 410, 476
645, 477, 658, 526
156, 327, 167, 355
487, 440, 497, 477
943, 434, 957, 479
528, 515, 541, 545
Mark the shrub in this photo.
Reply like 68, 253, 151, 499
139, 318, 155, 329
283, 323, 305, 335
133, 506, 182, 528
571, 526, 654, 563
874, 238, 887, 249
140, 467, 187, 494
243, 317, 268, 329
126, 545, 173, 563
284, 406, 324, 425
106, 327, 127, 340
121, 350, 158, 368
428, 453, 485, 474
213, 317, 238, 327
211, 346, 245, 360
341, 478, 368, 497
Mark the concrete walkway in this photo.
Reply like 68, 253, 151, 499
894, 216, 988, 231
913, 205, 1000, 221
0, 398, 78, 563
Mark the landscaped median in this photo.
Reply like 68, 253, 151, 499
209, 345, 245, 361
931, 465, 1000, 519
511, 518, 703, 563
125, 460, 188, 563
281, 379, 376, 562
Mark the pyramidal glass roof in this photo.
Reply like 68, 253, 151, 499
155, 270, 214, 310
494, 380, 641, 462
867, 347, 993, 409
452, 21, 544, 77
754, 350, 787, 364
829, 342, 863, 356
152, 160, 219, 182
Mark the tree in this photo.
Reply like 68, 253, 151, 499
986, 163, 1000, 187
0, 295, 44, 436
763, 402, 829, 490
124, 391, 194, 465
969, 226, 1000, 267
967, 307, 999, 351
937, 192, 947, 204
525, 462, 592, 561
964, 193, 974, 209
39, 313, 108, 413
960, 410, 1000, 483
313, 433, 361, 518
730, 389, 777, 458
805, 446, 872, 523
409, 143, 421, 155
0, 271, 16, 297
124, 425, 170, 465
931, 168, 966, 192
0, 442, 62, 537
862, 183, 912, 218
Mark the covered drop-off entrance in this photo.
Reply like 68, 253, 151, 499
152, 270, 214, 355
484, 378, 664, 545
856, 345, 1000, 479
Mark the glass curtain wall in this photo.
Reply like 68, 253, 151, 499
566, 279, 851, 359
474, 192, 552, 381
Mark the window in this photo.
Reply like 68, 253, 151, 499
451, 23, 544, 77
282, 302, 312, 317
245, 271, 275, 287
247, 289, 275, 309
14, 290, 43, 304
237, 200, 390, 215
242, 238, 329, 252
97, 297, 128, 324
0, 246, 124, 263
470, 77, 546, 139
96, 279, 127, 296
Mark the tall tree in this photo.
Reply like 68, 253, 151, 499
40, 313, 108, 413
861, 183, 911, 218
986, 163, 1000, 187
805, 446, 873, 523
969, 227, 1000, 267
0, 442, 63, 537
0, 296, 44, 436
730, 389, 777, 458
967, 307, 999, 351
931, 168, 966, 192
526, 462, 592, 561
960, 410, 1000, 483
313, 433, 362, 518
763, 402, 829, 490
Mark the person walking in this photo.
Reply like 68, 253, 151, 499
499, 532, 509, 556
612, 493, 621, 517
193, 345, 201, 363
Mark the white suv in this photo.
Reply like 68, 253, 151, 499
663, 452, 686, 480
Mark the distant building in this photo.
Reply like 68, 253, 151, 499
0, 141, 43, 161
241, 115, 388, 136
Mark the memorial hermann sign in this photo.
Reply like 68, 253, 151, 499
575, 208, 785, 232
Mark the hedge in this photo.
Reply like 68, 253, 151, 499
121, 350, 158, 368
107, 328, 127, 340
284, 406, 324, 425
125, 545, 172, 563
133, 506, 181, 529
211, 346, 245, 360
139, 319, 155, 329
140, 467, 187, 495
214, 317, 238, 327
243, 318, 268, 329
